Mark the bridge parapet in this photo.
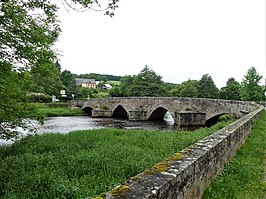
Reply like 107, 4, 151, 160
101, 105, 264, 199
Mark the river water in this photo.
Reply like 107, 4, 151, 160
0, 114, 179, 145
36, 116, 177, 133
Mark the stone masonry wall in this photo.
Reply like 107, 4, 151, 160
82, 98, 258, 125
100, 106, 264, 199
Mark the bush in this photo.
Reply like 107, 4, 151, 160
46, 103, 70, 108
27, 93, 51, 103
218, 114, 233, 122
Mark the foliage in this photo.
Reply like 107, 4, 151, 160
0, 122, 230, 198
27, 93, 51, 103
116, 75, 135, 96
77, 87, 93, 99
28, 62, 64, 96
0, 0, 119, 138
240, 67, 264, 101
203, 111, 266, 199
28, 103, 85, 118
112, 66, 168, 97
130, 65, 168, 96
61, 70, 78, 96
106, 80, 121, 86
220, 78, 241, 100
0, 62, 32, 139
60, 0, 119, 17
218, 114, 233, 122
197, 74, 220, 98
78, 73, 122, 82
109, 86, 123, 97
95, 90, 110, 98
0, 0, 60, 70
172, 79, 198, 97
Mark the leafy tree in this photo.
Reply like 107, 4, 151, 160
78, 73, 122, 82
240, 67, 264, 101
29, 62, 64, 96
109, 86, 122, 97
169, 85, 181, 97
127, 65, 168, 96
0, 0, 119, 137
77, 87, 94, 99
119, 75, 135, 96
178, 79, 198, 97
61, 70, 78, 96
0, 62, 32, 139
220, 78, 241, 100
0, 0, 60, 70
197, 74, 220, 98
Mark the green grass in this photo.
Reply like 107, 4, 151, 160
36, 107, 84, 117
27, 103, 85, 118
203, 111, 266, 199
0, 122, 229, 199
106, 80, 120, 86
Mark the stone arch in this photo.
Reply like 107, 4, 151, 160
112, 105, 129, 119
149, 107, 169, 121
82, 107, 93, 116
205, 113, 225, 127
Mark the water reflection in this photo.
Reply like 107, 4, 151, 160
37, 116, 177, 134
0, 112, 203, 145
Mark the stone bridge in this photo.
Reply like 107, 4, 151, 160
73, 97, 258, 126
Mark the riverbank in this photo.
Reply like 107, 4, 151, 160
203, 111, 266, 199
0, 122, 230, 198
26, 103, 85, 118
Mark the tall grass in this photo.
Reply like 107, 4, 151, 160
203, 111, 266, 199
0, 122, 229, 198
27, 103, 85, 118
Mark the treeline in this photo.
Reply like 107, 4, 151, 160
77, 73, 122, 81
108, 65, 265, 102
14, 61, 265, 102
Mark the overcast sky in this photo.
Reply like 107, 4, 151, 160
55, 0, 265, 88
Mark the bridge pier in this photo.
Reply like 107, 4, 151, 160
92, 110, 112, 118
128, 110, 147, 120
174, 112, 206, 126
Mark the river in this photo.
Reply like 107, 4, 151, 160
0, 113, 179, 145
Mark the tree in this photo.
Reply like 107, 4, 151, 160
0, 0, 119, 137
119, 75, 135, 96
109, 86, 122, 97
178, 79, 198, 98
220, 78, 241, 100
0, 62, 32, 139
77, 87, 94, 99
128, 65, 168, 96
29, 62, 64, 96
61, 70, 78, 96
240, 67, 264, 101
197, 74, 220, 98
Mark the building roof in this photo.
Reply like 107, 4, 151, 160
76, 78, 96, 84
103, 84, 112, 88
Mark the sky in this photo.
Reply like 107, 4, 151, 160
55, 0, 265, 88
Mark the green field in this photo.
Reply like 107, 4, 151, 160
106, 80, 120, 86
203, 111, 266, 199
0, 122, 229, 199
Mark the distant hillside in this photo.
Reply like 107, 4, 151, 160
77, 73, 122, 81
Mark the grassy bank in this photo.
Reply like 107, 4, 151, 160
0, 122, 229, 198
27, 103, 85, 118
203, 111, 266, 199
